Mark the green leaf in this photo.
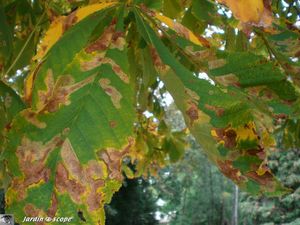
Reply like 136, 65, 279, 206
0, 81, 25, 141
163, 0, 181, 19
182, 7, 206, 35
191, 0, 215, 22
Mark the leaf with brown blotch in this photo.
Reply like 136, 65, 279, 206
3, 4, 136, 225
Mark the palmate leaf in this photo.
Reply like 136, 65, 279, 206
134, 6, 297, 195
3, 4, 135, 224
1, 1, 300, 224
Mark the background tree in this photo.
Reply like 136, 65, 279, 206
105, 177, 158, 225
240, 148, 300, 225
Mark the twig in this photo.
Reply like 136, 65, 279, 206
4, 12, 46, 78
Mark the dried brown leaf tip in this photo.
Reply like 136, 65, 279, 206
37, 69, 95, 113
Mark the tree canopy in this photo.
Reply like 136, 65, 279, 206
0, 0, 299, 224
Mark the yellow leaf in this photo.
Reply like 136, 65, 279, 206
33, 2, 117, 61
140, 7, 210, 47
217, 0, 272, 27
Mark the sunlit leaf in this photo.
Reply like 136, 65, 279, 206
216, 0, 273, 26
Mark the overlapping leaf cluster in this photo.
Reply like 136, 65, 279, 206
0, 0, 299, 224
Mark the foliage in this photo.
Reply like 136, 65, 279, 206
0, 0, 299, 224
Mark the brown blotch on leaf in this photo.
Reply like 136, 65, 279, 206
55, 162, 85, 203
215, 74, 240, 87
246, 170, 274, 186
61, 139, 83, 180
21, 109, 46, 129
213, 128, 237, 149
24, 204, 46, 224
59, 139, 106, 211
173, 23, 190, 40
13, 136, 64, 200
63, 11, 78, 32
109, 121, 117, 128
99, 137, 134, 181
86, 188, 104, 212
38, 69, 95, 113
85, 160, 106, 211
80, 53, 105, 71
150, 47, 169, 73
247, 146, 266, 160
85, 24, 115, 53
111, 31, 126, 50
81, 57, 129, 83
205, 104, 225, 117
208, 59, 226, 70
217, 160, 244, 183
47, 193, 58, 217
186, 103, 199, 126
24, 204, 39, 217
185, 88, 200, 102
99, 78, 122, 109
